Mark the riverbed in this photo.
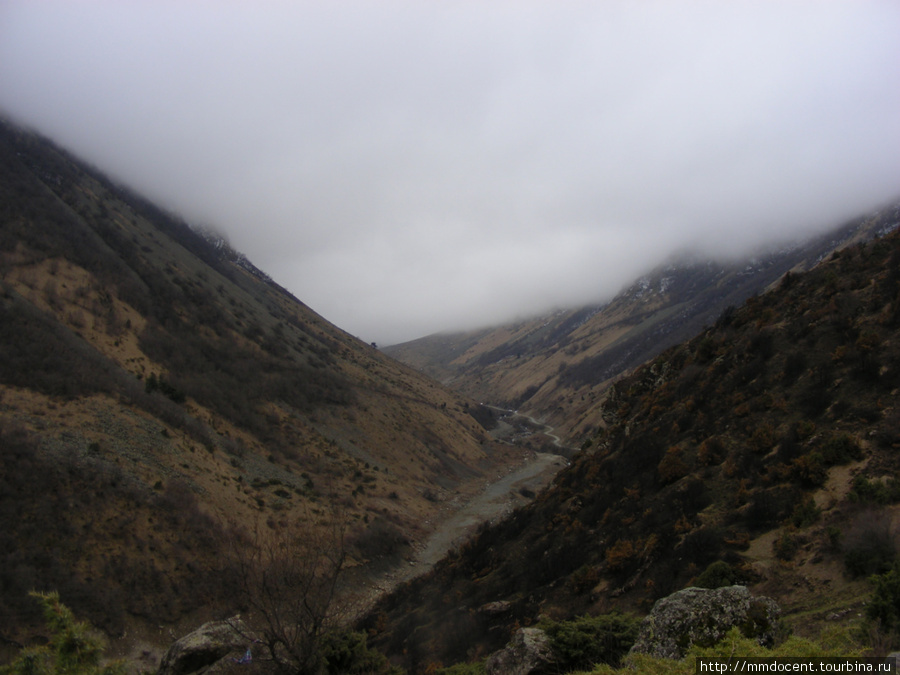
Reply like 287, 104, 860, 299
362, 409, 572, 600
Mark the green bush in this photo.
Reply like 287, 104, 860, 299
588, 626, 860, 675
435, 662, 486, 675
773, 531, 800, 561
321, 630, 400, 675
867, 562, 900, 632
850, 475, 900, 505
695, 561, 741, 589
790, 495, 821, 528
845, 548, 888, 578
0, 592, 124, 675
790, 452, 827, 488
539, 612, 640, 670
819, 433, 862, 465
144, 372, 186, 404
844, 516, 897, 578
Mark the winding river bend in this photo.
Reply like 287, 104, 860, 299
482, 404, 571, 453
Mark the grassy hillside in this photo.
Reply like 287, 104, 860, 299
363, 220, 900, 671
0, 119, 519, 642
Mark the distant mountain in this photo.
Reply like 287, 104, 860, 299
386, 204, 900, 446
365, 216, 900, 670
0, 119, 518, 641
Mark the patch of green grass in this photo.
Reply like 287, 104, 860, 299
585, 626, 861, 675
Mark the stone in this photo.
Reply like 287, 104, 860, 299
485, 627, 555, 675
157, 617, 252, 675
479, 601, 513, 616
887, 652, 900, 674
629, 585, 781, 659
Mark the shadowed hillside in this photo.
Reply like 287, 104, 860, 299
0, 119, 519, 643
386, 207, 898, 445
363, 219, 900, 671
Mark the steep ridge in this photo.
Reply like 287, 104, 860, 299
364, 218, 900, 670
386, 209, 898, 446
0, 120, 519, 641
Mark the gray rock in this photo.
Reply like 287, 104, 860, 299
887, 652, 900, 674
629, 585, 781, 660
485, 627, 555, 675
158, 617, 252, 675
479, 601, 513, 616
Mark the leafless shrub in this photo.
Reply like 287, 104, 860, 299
350, 518, 409, 561
227, 509, 349, 674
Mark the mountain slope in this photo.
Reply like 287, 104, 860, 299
364, 220, 900, 670
0, 119, 518, 640
386, 209, 898, 446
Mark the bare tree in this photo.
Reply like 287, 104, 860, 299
229, 510, 349, 675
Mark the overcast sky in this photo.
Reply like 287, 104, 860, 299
1, 1, 899, 345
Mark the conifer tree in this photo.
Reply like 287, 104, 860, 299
0, 592, 124, 675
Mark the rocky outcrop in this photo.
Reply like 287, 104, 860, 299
629, 585, 781, 659
479, 601, 512, 616
157, 617, 252, 675
485, 627, 555, 675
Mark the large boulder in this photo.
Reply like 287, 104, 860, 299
629, 585, 781, 659
485, 627, 555, 675
158, 617, 252, 675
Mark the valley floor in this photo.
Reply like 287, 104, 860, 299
416, 451, 568, 568
372, 449, 568, 595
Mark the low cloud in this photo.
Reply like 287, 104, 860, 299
2, 1, 899, 344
